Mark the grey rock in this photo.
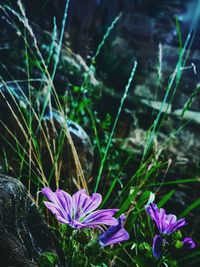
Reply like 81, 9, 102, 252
0, 82, 94, 184
42, 111, 94, 183
0, 175, 65, 267
66, 0, 200, 111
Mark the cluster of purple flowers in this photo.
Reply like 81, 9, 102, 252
42, 187, 196, 256
42, 187, 129, 246
145, 203, 196, 259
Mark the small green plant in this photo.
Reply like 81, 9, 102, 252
38, 252, 58, 267
0, 1, 199, 266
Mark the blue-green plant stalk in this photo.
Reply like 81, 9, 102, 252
94, 61, 138, 192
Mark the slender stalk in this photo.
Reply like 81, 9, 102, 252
94, 61, 137, 192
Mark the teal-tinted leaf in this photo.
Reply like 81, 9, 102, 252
179, 197, 200, 218
157, 190, 175, 208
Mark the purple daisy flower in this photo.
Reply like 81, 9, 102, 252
42, 187, 118, 229
145, 202, 193, 259
98, 214, 130, 247
146, 203, 187, 236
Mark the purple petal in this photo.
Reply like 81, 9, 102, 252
146, 203, 163, 233
42, 187, 71, 223
168, 218, 187, 234
99, 228, 129, 246
43, 201, 60, 216
72, 190, 102, 220
98, 214, 129, 246
43, 201, 69, 224
81, 209, 118, 227
80, 193, 102, 217
118, 214, 126, 223
55, 189, 72, 221
72, 189, 88, 220
162, 214, 177, 234
158, 208, 166, 233
183, 237, 196, 250
68, 220, 86, 229
42, 187, 60, 204
152, 235, 163, 259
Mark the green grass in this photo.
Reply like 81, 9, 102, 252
0, 1, 200, 266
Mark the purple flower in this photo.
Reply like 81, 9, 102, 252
183, 237, 196, 250
42, 187, 118, 229
146, 203, 187, 236
145, 202, 190, 259
98, 214, 130, 247
152, 235, 163, 259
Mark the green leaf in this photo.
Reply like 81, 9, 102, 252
179, 197, 200, 218
38, 252, 58, 267
157, 190, 175, 208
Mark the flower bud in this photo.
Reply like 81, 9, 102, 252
174, 240, 183, 250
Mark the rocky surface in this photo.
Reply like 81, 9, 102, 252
42, 112, 94, 184
0, 0, 199, 110
67, 0, 200, 109
0, 0, 199, 178
0, 175, 65, 267
0, 82, 94, 186
0, 0, 199, 229
73, 0, 200, 183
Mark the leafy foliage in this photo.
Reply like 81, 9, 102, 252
0, 1, 199, 266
